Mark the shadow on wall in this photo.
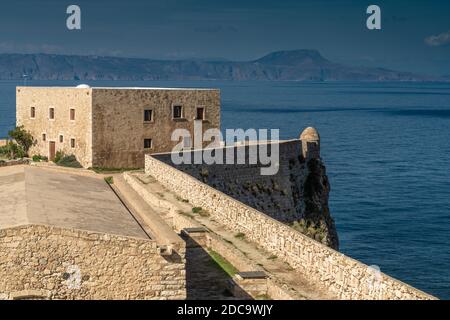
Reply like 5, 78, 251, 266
153, 136, 339, 250
185, 245, 252, 300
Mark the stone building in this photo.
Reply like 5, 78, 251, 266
16, 86, 220, 168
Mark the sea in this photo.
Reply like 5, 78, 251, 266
1, 79, 449, 299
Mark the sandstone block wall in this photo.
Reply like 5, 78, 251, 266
153, 141, 305, 223
16, 87, 221, 169
145, 154, 436, 300
153, 140, 338, 249
91, 88, 220, 168
16, 87, 93, 167
0, 225, 186, 300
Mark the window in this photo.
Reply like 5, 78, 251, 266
59, 135, 64, 143
70, 109, 75, 121
71, 138, 75, 148
144, 138, 152, 149
183, 136, 192, 149
144, 109, 153, 122
30, 107, 35, 118
49, 108, 55, 120
173, 105, 183, 119
42, 133, 46, 141
196, 107, 205, 120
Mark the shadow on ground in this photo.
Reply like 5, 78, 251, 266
185, 245, 252, 300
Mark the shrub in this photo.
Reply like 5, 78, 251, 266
0, 145, 8, 156
8, 126, 34, 156
56, 154, 82, 168
192, 207, 203, 214
54, 150, 65, 163
104, 176, 114, 184
191, 206, 210, 217
32, 154, 47, 162
0, 142, 25, 159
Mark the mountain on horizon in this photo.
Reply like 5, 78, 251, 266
0, 49, 443, 82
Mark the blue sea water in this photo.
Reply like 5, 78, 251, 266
1, 80, 449, 299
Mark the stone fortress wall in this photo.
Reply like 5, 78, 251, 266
154, 140, 304, 222
144, 136, 435, 300
0, 225, 186, 300
91, 88, 220, 168
153, 130, 338, 249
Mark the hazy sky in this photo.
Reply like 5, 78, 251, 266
0, 0, 449, 75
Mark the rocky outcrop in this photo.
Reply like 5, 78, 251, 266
292, 158, 339, 250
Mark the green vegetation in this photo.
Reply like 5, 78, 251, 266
191, 206, 210, 217
268, 254, 278, 260
54, 150, 65, 163
208, 250, 238, 277
55, 154, 83, 168
32, 154, 48, 162
192, 207, 203, 214
8, 126, 34, 155
234, 232, 246, 240
0, 141, 25, 159
0, 126, 36, 160
255, 294, 271, 300
104, 176, 114, 184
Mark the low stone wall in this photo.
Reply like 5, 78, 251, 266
0, 225, 186, 300
145, 154, 436, 300
0, 159, 29, 167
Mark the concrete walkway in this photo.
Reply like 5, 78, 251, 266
0, 165, 148, 239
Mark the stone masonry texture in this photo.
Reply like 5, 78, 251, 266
16, 87, 220, 168
0, 225, 186, 300
16, 87, 93, 167
145, 151, 436, 300
153, 140, 338, 249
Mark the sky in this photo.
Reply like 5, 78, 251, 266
0, 0, 449, 75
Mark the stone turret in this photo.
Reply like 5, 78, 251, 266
300, 127, 320, 160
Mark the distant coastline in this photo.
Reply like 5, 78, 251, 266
0, 49, 445, 82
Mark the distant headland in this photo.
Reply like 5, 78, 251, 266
0, 49, 444, 82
